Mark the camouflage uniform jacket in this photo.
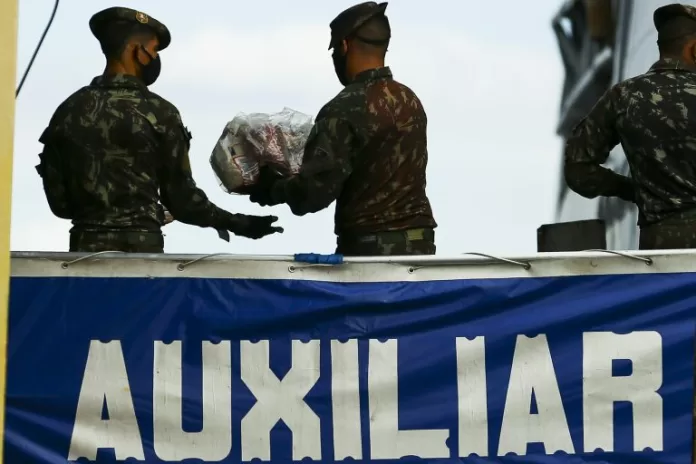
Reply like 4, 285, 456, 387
564, 58, 696, 227
37, 74, 230, 233
270, 67, 437, 236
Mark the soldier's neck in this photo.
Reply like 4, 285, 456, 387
104, 61, 137, 78
348, 59, 385, 81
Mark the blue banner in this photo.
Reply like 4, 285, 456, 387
5, 272, 696, 463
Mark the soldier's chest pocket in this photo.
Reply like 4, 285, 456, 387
139, 122, 171, 171
122, 110, 167, 171
144, 117, 192, 151
128, 108, 165, 149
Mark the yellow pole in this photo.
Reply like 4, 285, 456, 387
0, 0, 18, 460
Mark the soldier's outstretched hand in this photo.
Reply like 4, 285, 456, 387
226, 214, 284, 239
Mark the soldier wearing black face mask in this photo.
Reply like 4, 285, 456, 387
36, 7, 282, 253
250, 2, 436, 256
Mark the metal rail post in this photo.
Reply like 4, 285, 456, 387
0, 0, 19, 459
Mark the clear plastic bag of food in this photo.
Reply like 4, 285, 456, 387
210, 107, 314, 194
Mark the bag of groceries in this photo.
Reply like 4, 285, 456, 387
210, 107, 314, 194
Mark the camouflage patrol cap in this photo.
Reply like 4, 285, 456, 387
90, 7, 171, 51
328, 2, 389, 50
654, 4, 696, 42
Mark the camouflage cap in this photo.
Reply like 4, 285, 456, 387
90, 7, 171, 51
654, 4, 696, 40
328, 2, 388, 50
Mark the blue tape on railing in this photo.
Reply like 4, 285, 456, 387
293, 253, 344, 265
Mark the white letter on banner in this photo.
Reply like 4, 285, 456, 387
240, 340, 321, 461
498, 335, 574, 456
152, 341, 232, 461
68, 341, 144, 460
456, 337, 489, 457
583, 331, 663, 452
368, 339, 449, 459
331, 340, 363, 460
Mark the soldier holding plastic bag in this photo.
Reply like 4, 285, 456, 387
248, 2, 437, 256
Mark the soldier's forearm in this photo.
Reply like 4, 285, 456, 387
162, 193, 226, 229
274, 176, 337, 216
175, 207, 226, 229
564, 162, 633, 201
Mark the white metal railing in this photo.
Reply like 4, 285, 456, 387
9, 249, 690, 284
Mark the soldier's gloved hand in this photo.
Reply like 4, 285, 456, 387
224, 213, 284, 239
249, 166, 284, 207
249, 189, 280, 207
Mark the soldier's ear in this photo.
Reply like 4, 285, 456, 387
125, 42, 137, 62
341, 39, 348, 55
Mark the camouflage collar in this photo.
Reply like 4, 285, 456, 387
352, 66, 392, 84
649, 58, 696, 73
90, 73, 149, 91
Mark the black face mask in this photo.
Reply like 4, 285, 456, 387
137, 46, 161, 87
332, 48, 350, 87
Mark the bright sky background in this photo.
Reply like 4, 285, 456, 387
11, 0, 564, 256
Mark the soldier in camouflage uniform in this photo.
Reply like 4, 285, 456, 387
36, 7, 282, 253
250, 2, 436, 257
565, 3, 696, 250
